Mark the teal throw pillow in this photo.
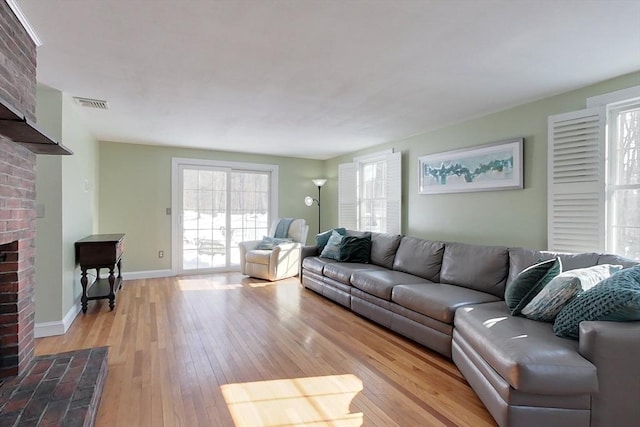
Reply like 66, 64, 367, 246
553, 265, 640, 339
521, 264, 623, 322
315, 228, 347, 252
257, 236, 291, 250
320, 230, 345, 260
504, 257, 562, 316
338, 233, 371, 263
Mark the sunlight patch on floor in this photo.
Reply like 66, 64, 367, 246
177, 278, 243, 291
221, 374, 364, 427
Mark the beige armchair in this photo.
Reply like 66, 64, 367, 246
239, 218, 309, 281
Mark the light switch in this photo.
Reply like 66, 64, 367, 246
35, 203, 45, 218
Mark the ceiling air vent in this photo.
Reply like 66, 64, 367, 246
73, 97, 109, 110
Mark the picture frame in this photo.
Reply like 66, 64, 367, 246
418, 138, 523, 194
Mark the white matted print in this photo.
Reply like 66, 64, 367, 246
418, 138, 523, 194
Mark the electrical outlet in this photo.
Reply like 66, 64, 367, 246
158, 250, 164, 258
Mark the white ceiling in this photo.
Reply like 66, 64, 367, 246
18, 0, 640, 160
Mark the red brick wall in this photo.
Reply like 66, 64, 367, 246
0, 2, 38, 378
0, 139, 36, 378
0, 1, 37, 122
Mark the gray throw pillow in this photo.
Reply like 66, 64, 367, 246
504, 258, 562, 316
521, 264, 623, 322
554, 265, 640, 339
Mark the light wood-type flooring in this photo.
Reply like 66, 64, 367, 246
35, 273, 496, 427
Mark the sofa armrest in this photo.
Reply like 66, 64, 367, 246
301, 245, 319, 261
270, 242, 302, 277
579, 321, 640, 427
238, 240, 262, 274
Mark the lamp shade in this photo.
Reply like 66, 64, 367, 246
312, 179, 327, 187
304, 196, 315, 206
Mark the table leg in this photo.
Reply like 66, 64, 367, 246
117, 258, 123, 290
81, 267, 88, 314
108, 266, 116, 311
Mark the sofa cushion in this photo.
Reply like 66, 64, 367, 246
323, 262, 386, 285
370, 233, 402, 269
554, 265, 640, 339
454, 301, 597, 395
521, 264, 623, 322
507, 247, 601, 287
440, 242, 509, 298
504, 257, 562, 316
351, 270, 431, 300
597, 253, 639, 269
392, 237, 444, 282
392, 283, 500, 324
302, 256, 336, 275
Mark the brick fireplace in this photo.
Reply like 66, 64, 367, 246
0, 0, 41, 379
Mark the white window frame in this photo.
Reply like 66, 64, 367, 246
606, 101, 640, 258
171, 157, 279, 274
338, 149, 402, 234
548, 85, 640, 255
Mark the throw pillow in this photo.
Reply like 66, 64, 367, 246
521, 264, 623, 322
504, 257, 562, 316
256, 236, 291, 250
320, 230, 345, 260
553, 265, 640, 339
338, 233, 372, 263
315, 228, 347, 252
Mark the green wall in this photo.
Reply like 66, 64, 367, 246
97, 71, 639, 273
98, 142, 324, 272
35, 87, 63, 324
35, 86, 99, 324
324, 71, 640, 250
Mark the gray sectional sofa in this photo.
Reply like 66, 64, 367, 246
300, 231, 640, 427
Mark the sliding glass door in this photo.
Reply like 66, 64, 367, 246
173, 159, 277, 274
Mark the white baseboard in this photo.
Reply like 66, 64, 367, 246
122, 269, 175, 280
34, 270, 174, 338
35, 301, 81, 338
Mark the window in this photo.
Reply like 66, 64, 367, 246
608, 103, 640, 259
171, 158, 278, 273
338, 150, 401, 234
548, 85, 640, 258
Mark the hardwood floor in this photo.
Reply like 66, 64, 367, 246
35, 273, 496, 427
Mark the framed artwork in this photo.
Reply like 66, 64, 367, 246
418, 138, 523, 194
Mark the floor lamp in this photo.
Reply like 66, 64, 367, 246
304, 179, 327, 234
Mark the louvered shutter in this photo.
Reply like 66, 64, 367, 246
338, 162, 358, 230
548, 107, 606, 252
385, 152, 402, 234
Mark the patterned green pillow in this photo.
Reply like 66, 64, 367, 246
521, 264, 623, 322
338, 234, 371, 263
554, 265, 640, 339
504, 257, 562, 315
315, 228, 346, 252
319, 230, 345, 260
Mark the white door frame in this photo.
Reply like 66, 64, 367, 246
171, 157, 279, 275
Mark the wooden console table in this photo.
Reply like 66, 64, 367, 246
75, 234, 125, 313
